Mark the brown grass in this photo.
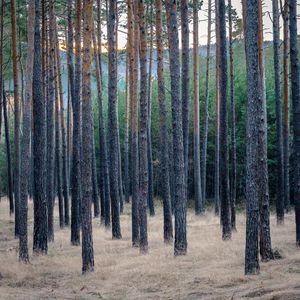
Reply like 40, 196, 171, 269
0, 199, 299, 300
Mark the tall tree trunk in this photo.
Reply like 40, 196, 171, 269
147, 2, 155, 216
272, 0, 284, 224
219, 0, 231, 240
155, 0, 173, 243
71, 0, 82, 245
92, 24, 111, 227
11, 0, 20, 238
193, 0, 203, 215
257, 0, 273, 262
282, 0, 290, 213
289, 0, 300, 247
181, 0, 189, 192
244, 0, 260, 275
166, 0, 187, 255
129, 0, 140, 246
47, 0, 56, 242
137, 0, 149, 253
215, 0, 220, 216
33, 0, 47, 254
55, 24, 70, 226
202, 0, 212, 206
108, 0, 122, 239
228, 0, 236, 231
19, 0, 35, 262
81, 0, 95, 273
92, 125, 100, 218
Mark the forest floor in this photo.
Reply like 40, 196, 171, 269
0, 199, 299, 300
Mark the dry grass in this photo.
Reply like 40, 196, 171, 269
0, 199, 299, 300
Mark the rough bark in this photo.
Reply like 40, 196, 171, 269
33, 0, 48, 254
289, 0, 300, 247
108, 0, 122, 239
193, 0, 203, 215
202, 0, 212, 206
71, 0, 82, 245
165, 0, 187, 255
81, 0, 95, 273
11, 0, 20, 238
155, 0, 173, 243
272, 0, 284, 224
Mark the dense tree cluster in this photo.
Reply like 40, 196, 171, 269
0, 0, 299, 275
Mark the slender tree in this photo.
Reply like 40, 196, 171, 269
71, 0, 82, 244
81, 0, 95, 273
138, 0, 149, 253
282, 0, 290, 213
289, 0, 300, 246
108, 0, 122, 239
202, 0, 212, 205
166, 0, 187, 255
193, 0, 203, 215
11, 0, 20, 238
33, 0, 47, 254
155, 0, 173, 243
272, 0, 284, 224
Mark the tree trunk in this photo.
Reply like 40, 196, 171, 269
193, 0, 203, 215
129, 0, 140, 246
202, 0, 212, 206
147, 2, 155, 216
108, 0, 122, 239
92, 126, 100, 218
272, 0, 284, 224
166, 0, 187, 255
47, 0, 56, 242
282, 0, 290, 213
155, 0, 173, 243
55, 23, 70, 226
11, 0, 20, 238
70, 0, 82, 245
289, 0, 300, 246
137, 0, 149, 253
33, 0, 47, 254
81, 0, 95, 273
181, 0, 189, 192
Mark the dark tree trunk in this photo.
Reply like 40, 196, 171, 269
201, 0, 212, 206
92, 127, 100, 218
282, 0, 290, 213
289, 0, 300, 247
147, 2, 155, 217
215, 0, 220, 216
272, 0, 284, 224
47, 0, 56, 242
219, 0, 231, 240
54, 59, 64, 229
257, 0, 273, 262
33, 0, 48, 254
11, 0, 20, 238
138, 0, 149, 253
108, 0, 122, 239
155, 0, 173, 243
129, 0, 140, 246
244, 0, 260, 275
166, 0, 187, 255
228, 0, 236, 231
55, 24, 70, 226
193, 0, 203, 215
71, 0, 82, 245
19, 0, 35, 262
92, 25, 111, 227
81, 0, 95, 273
180, 0, 189, 191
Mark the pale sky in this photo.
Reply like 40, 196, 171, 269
112, 0, 300, 49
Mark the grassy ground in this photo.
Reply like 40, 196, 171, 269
0, 199, 299, 299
